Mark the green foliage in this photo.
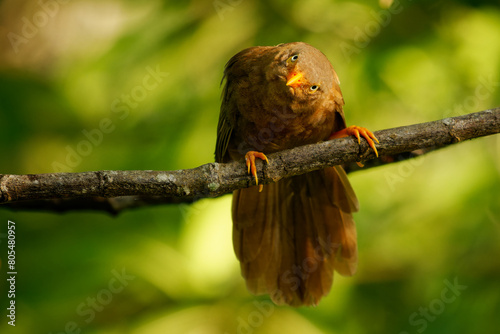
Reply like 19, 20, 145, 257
0, 0, 499, 333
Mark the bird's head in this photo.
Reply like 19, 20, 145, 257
275, 42, 340, 103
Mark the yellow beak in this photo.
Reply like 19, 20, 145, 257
286, 72, 303, 87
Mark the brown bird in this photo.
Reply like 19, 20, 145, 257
215, 42, 378, 306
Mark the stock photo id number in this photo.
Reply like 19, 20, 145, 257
6, 220, 17, 327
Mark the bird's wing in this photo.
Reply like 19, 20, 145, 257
215, 60, 237, 163
215, 102, 233, 163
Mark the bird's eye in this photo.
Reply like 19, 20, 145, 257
310, 84, 320, 92
286, 54, 299, 65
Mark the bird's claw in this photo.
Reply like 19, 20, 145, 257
245, 151, 269, 189
329, 125, 379, 157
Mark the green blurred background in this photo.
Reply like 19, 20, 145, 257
1, 0, 499, 333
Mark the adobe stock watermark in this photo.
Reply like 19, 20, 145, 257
226, 300, 274, 334
340, 0, 407, 63
48, 267, 135, 334
442, 75, 499, 118
235, 104, 297, 157
381, 74, 498, 193
52, 65, 169, 172
399, 277, 467, 334
383, 153, 426, 192
213, 0, 244, 20
226, 235, 341, 334
486, 208, 499, 226
178, 192, 212, 222
7, 0, 70, 54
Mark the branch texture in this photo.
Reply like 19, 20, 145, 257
1, 109, 499, 209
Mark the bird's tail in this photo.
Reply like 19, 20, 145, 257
232, 166, 359, 306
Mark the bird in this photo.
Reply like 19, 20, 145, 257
215, 42, 378, 306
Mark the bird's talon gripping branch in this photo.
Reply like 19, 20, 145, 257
244, 151, 269, 188
329, 125, 380, 157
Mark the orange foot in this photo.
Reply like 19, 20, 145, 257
329, 125, 380, 157
245, 151, 269, 188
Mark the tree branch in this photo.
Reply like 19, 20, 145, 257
1, 108, 499, 213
